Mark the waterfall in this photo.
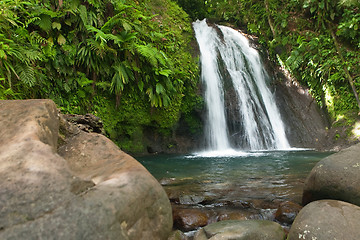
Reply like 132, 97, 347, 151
193, 19, 290, 151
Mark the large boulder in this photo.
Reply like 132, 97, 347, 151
302, 143, 360, 206
288, 200, 360, 240
193, 220, 285, 240
0, 99, 172, 239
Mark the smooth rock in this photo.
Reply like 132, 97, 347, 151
173, 207, 209, 231
0, 99, 172, 240
0, 100, 73, 230
288, 200, 360, 240
274, 201, 302, 224
193, 220, 285, 240
302, 143, 360, 206
58, 131, 173, 240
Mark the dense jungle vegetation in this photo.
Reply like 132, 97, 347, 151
0, 0, 201, 152
1, 0, 359, 152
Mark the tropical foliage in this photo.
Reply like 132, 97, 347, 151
2, 0, 359, 151
0, 0, 200, 152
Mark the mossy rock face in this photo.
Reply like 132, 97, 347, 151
302, 143, 360, 206
288, 200, 360, 240
193, 220, 285, 240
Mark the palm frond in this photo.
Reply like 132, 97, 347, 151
111, 61, 134, 94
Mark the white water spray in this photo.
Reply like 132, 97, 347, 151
193, 19, 290, 151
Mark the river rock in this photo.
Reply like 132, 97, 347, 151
0, 99, 172, 239
288, 200, 360, 240
173, 207, 209, 231
216, 209, 255, 221
179, 194, 206, 205
167, 230, 189, 240
274, 201, 302, 224
193, 220, 285, 240
302, 143, 360, 206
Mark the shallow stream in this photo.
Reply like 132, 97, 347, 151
138, 150, 333, 231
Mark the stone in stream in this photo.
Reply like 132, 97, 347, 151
288, 200, 360, 240
193, 220, 286, 240
173, 207, 209, 231
274, 201, 302, 224
0, 99, 172, 240
179, 194, 206, 205
302, 143, 360, 206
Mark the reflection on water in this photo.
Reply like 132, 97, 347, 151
138, 150, 332, 204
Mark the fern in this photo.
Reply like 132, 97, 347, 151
136, 44, 159, 68
23, 48, 43, 63
101, 9, 133, 32
136, 44, 172, 69
15, 63, 35, 87
29, 31, 47, 45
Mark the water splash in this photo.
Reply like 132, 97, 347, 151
193, 19, 290, 151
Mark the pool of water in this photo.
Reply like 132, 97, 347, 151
138, 150, 332, 204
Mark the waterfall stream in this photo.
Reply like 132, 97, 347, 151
193, 19, 290, 151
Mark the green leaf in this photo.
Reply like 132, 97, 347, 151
330, 12, 335, 20
52, 22, 62, 30
138, 80, 144, 91
156, 83, 164, 94
77, 89, 86, 98
57, 34, 66, 45
158, 69, 172, 77
37, 14, 52, 32
0, 50, 6, 59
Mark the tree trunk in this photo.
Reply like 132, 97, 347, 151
264, 0, 276, 39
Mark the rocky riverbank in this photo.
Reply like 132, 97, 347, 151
1, 99, 359, 240
167, 143, 360, 240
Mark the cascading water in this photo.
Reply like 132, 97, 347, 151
193, 19, 290, 151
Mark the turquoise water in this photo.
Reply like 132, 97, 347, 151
138, 150, 332, 204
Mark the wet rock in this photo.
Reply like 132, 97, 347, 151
250, 199, 279, 210
274, 201, 302, 224
302, 143, 360, 206
193, 220, 285, 240
0, 99, 172, 240
159, 177, 177, 186
173, 207, 209, 231
217, 211, 251, 221
179, 195, 205, 205
167, 230, 188, 240
288, 200, 360, 240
